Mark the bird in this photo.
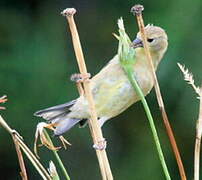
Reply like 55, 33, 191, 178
34, 24, 168, 136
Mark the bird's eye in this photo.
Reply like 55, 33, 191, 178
147, 38, 154, 43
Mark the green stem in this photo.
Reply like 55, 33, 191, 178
44, 130, 71, 180
52, 150, 70, 180
124, 67, 171, 180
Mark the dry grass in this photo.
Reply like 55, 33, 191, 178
178, 63, 202, 180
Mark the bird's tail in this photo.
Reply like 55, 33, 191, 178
34, 100, 81, 135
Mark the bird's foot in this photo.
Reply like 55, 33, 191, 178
93, 138, 107, 150
70, 73, 91, 83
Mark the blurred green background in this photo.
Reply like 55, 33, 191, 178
0, 0, 202, 179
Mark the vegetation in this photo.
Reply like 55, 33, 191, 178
0, 0, 202, 179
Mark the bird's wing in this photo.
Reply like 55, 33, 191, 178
90, 55, 137, 118
34, 100, 76, 120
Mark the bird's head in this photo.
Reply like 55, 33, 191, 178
132, 25, 168, 54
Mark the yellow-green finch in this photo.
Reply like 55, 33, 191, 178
34, 24, 168, 136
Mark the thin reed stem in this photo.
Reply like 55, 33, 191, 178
124, 66, 171, 180
0, 115, 51, 180
12, 136, 28, 180
178, 63, 202, 180
194, 92, 202, 180
61, 8, 113, 180
0, 100, 28, 180
43, 130, 70, 180
194, 132, 201, 180
117, 20, 170, 179
131, 4, 187, 180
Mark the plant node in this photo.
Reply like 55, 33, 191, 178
131, 4, 144, 16
61, 8, 76, 17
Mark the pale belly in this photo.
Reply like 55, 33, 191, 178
94, 78, 138, 118
68, 64, 154, 119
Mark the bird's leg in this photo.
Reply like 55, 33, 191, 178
93, 138, 107, 150
70, 73, 91, 96
98, 117, 109, 127
59, 136, 71, 149
44, 123, 56, 130
35, 122, 71, 153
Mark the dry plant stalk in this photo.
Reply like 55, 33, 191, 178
177, 63, 200, 96
0, 115, 51, 180
177, 63, 202, 180
61, 8, 113, 180
0, 97, 27, 179
12, 136, 28, 180
131, 4, 187, 180
195, 95, 202, 180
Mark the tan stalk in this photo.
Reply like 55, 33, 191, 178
61, 8, 113, 180
12, 136, 28, 180
131, 4, 187, 180
194, 92, 202, 180
177, 63, 201, 180
0, 96, 28, 179
0, 114, 28, 180
0, 115, 51, 180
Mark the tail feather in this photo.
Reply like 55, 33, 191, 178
34, 100, 81, 135
54, 118, 81, 136
34, 100, 76, 120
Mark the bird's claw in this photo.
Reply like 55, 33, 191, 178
93, 138, 107, 150
70, 73, 91, 83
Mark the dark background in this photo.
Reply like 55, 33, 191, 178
0, 0, 202, 179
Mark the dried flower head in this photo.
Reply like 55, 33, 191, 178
48, 161, 59, 179
177, 63, 201, 97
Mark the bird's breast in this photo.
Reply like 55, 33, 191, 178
69, 55, 155, 120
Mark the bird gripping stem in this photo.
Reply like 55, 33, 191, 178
131, 4, 187, 180
61, 8, 113, 180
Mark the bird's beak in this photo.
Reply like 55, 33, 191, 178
131, 38, 143, 49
